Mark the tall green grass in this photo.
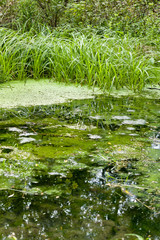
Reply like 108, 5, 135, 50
0, 28, 159, 91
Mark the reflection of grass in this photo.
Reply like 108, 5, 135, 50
0, 28, 159, 91
125, 233, 150, 240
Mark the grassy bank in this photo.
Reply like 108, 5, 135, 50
0, 28, 159, 91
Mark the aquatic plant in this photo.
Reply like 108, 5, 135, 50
0, 96, 160, 239
0, 28, 159, 91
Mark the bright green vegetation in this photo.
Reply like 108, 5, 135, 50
0, 96, 159, 239
0, 1, 160, 239
1, 0, 160, 91
0, 27, 159, 91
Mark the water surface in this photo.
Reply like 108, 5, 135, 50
0, 96, 160, 240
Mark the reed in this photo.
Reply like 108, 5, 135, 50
0, 28, 158, 91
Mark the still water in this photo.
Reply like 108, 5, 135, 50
0, 96, 159, 240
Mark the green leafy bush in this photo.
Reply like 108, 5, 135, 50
0, 0, 159, 37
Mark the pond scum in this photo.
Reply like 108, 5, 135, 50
0, 95, 159, 239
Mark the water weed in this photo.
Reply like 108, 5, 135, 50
0, 28, 159, 91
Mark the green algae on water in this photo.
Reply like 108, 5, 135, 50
0, 95, 160, 240
0, 79, 101, 109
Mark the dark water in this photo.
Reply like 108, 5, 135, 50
0, 96, 160, 240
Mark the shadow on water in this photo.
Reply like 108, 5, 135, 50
0, 96, 160, 239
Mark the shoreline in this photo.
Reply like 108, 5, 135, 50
0, 79, 101, 109
0, 79, 159, 109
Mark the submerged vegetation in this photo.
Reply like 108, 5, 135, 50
0, 96, 160, 239
0, 1, 160, 239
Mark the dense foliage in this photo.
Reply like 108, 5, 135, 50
0, 0, 160, 36
0, 1, 159, 90
0, 28, 159, 91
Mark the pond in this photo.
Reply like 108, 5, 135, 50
0, 95, 160, 240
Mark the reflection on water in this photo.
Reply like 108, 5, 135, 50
0, 96, 160, 239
